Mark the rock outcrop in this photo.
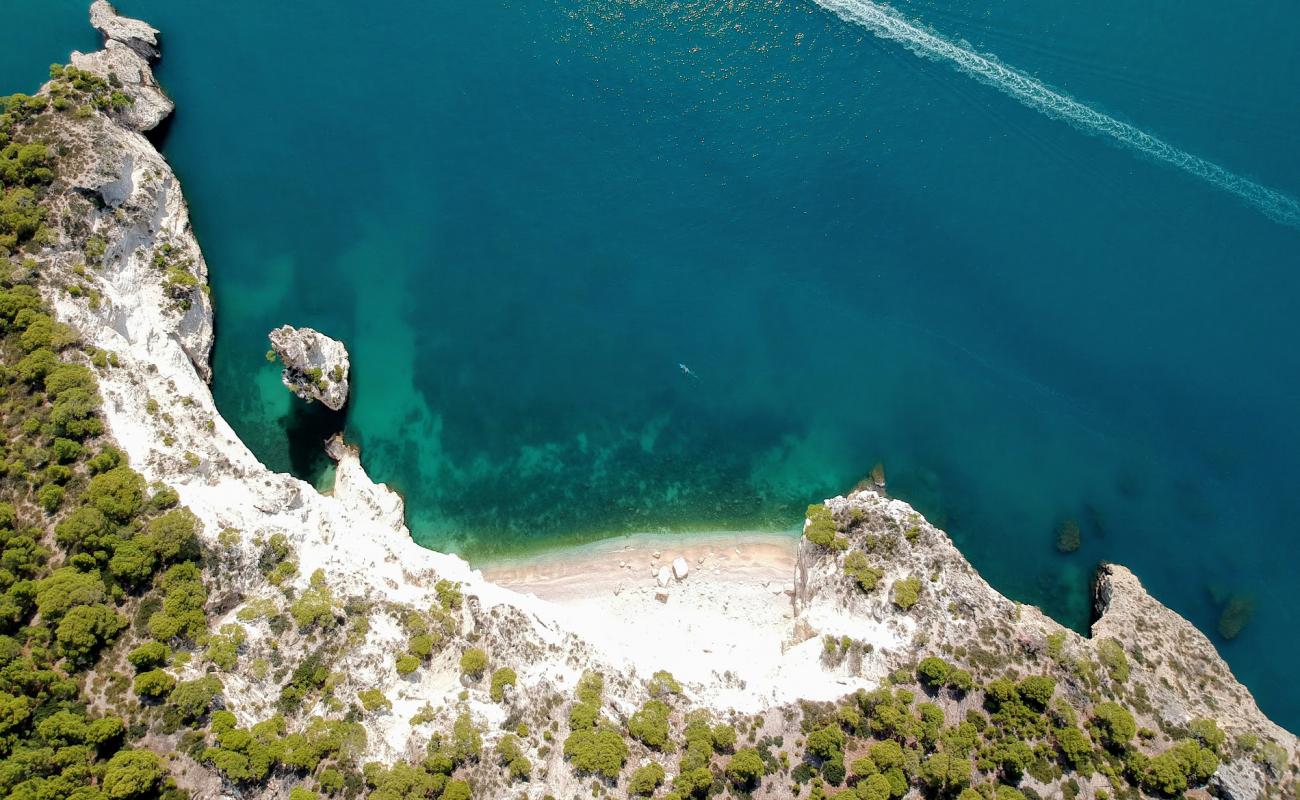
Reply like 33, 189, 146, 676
794, 489, 1298, 797
268, 325, 351, 410
33, 1, 211, 380
90, 0, 160, 59
78, 1, 173, 130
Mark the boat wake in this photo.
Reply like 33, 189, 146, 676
812, 0, 1300, 230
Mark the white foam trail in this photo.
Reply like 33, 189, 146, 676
813, 0, 1300, 230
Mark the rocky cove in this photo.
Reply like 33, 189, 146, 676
0, 3, 1296, 799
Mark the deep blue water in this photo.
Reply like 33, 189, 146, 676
6, 0, 1299, 728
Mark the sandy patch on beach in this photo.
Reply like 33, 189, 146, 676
481, 532, 871, 710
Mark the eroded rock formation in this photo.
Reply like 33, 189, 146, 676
268, 324, 351, 410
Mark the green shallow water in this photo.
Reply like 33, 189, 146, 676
5, 0, 1300, 728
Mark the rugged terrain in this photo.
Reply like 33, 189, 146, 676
2, 3, 1296, 799
267, 326, 350, 411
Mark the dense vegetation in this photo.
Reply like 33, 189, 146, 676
0, 261, 199, 798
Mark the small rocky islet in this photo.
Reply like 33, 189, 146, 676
0, 4, 1295, 800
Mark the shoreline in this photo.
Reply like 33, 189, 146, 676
480, 529, 827, 706
479, 528, 799, 602
475, 527, 799, 569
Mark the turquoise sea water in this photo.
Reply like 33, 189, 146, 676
6, 1, 1300, 726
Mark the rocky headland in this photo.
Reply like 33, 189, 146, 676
1, 4, 1295, 800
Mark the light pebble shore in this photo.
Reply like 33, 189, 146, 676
479, 530, 799, 601
480, 530, 870, 708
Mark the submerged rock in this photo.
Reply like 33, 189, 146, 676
1217, 594, 1255, 640
1054, 518, 1081, 553
268, 325, 350, 410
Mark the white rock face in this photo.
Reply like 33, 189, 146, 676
656, 565, 672, 587
268, 325, 351, 410
671, 556, 690, 580
90, 0, 160, 59
76, 1, 173, 131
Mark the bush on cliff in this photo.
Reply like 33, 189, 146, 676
629, 761, 665, 795
891, 576, 921, 610
489, 666, 516, 701
1091, 702, 1136, 750
563, 727, 628, 779
805, 503, 845, 549
844, 549, 883, 592
727, 747, 765, 788
459, 647, 487, 679
629, 699, 671, 749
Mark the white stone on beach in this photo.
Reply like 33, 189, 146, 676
655, 590, 669, 603
656, 566, 672, 587
672, 557, 690, 581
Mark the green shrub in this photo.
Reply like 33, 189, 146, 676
358, 688, 390, 712
1092, 702, 1136, 750
947, 668, 974, 693
459, 647, 487, 679
806, 724, 845, 761
435, 579, 463, 610
562, 727, 628, 778
648, 669, 681, 697
891, 576, 921, 610
1055, 725, 1093, 771
1187, 718, 1226, 753
629, 761, 665, 795
569, 701, 599, 731
805, 504, 844, 549
916, 656, 952, 688
711, 723, 737, 752
141, 507, 200, 563
133, 668, 176, 699
35, 482, 63, 512
1138, 740, 1217, 795
289, 569, 337, 630
489, 666, 516, 701
844, 549, 883, 592
85, 465, 146, 522
55, 602, 123, 664
396, 654, 420, 676
726, 747, 765, 788
1097, 638, 1129, 683
496, 734, 531, 781
127, 641, 170, 671
102, 749, 165, 799
1015, 675, 1056, 709
858, 773, 893, 800
921, 751, 971, 792
204, 624, 245, 670
628, 699, 670, 749
168, 675, 222, 723
439, 780, 471, 800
